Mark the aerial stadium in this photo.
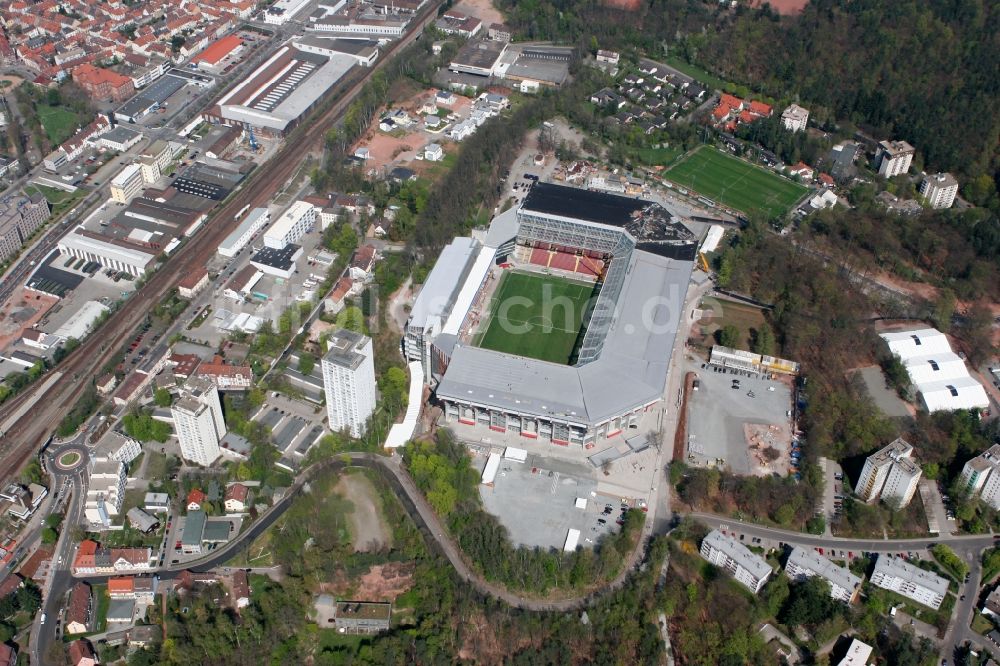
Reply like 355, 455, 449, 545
404, 182, 697, 448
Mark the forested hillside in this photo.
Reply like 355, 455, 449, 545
496, 0, 1000, 180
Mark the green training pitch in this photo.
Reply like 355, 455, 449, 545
665, 146, 809, 218
476, 271, 596, 365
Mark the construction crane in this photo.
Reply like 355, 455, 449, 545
698, 252, 711, 273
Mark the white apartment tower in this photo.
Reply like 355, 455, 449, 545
855, 438, 922, 508
919, 172, 959, 209
699, 529, 772, 593
171, 377, 226, 466
876, 140, 915, 178
781, 104, 809, 132
322, 328, 377, 438
959, 444, 1000, 510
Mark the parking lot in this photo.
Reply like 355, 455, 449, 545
685, 357, 795, 476
475, 450, 624, 551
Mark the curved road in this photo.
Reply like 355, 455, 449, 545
34, 452, 999, 662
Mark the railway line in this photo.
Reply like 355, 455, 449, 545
0, 3, 443, 478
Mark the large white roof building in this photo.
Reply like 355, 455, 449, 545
879, 328, 990, 412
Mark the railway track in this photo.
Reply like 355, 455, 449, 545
0, 4, 442, 476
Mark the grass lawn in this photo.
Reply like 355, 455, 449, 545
144, 451, 177, 482
631, 145, 682, 168
693, 296, 767, 349
23, 183, 85, 218
665, 146, 809, 218
661, 55, 732, 92
973, 612, 996, 636
36, 103, 79, 145
476, 270, 595, 364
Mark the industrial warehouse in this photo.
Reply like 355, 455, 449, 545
406, 183, 697, 448
204, 41, 359, 136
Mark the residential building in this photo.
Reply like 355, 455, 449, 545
218, 208, 269, 257
876, 140, 915, 178
488, 23, 512, 42
99, 431, 142, 465
322, 328, 377, 438
178, 267, 209, 299
224, 483, 251, 513
195, 356, 254, 391
784, 547, 862, 603
919, 172, 958, 209
65, 582, 92, 635
110, 164, 144, 203
781, 104, 809, 132
0, 643, 16, 666
224, 265, 264, 301
959, 445, 1000, 510
699, 529, 772, 593
981, 584, 1000, 621
870, 555, 947, 610
186, 489, 206, 512
596, 50, 620, 65
171, 377, 226, 466
140, 138, 170, 171
855, 438, 922, 508
69, 639, 97, 666
97, 126, 143, 153
126, 507, 159, 533
333, 601, 392, 634
264, 200, 316, 249
0, 193, 50, 263
73, 63, 134, 102
128, 625, 162, 648
143, 492, 169, 513
233, 570, 251, 608
84, 459, 127, 527
0, 483, 47, 520
836, 638, 874, 666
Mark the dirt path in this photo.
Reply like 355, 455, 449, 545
335, 473, 392, 552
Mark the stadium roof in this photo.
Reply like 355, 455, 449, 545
408, 237, 479, 332
521, 183, 697, 259
436, 249, 693, 425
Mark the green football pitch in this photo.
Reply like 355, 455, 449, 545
476, 271, 596, 364
664, 146, 809, 218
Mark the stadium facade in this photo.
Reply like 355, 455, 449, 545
406, 183, 696, 447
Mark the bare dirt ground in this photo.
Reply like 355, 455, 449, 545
0, 287, 58, 350
357, 130, 426, 171
453, 0, 504, 25
749, 0, 809, 14
602, 0, 642, 9
322, 561, 416, 601
334, 473, 392, 552
351, 93, 473, 172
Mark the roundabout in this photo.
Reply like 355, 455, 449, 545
48, 439, 88, 474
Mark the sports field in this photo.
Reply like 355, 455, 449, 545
664, 146, 808, 218
476, 271, 595, 364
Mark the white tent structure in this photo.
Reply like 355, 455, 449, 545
880, 328, 990, 412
